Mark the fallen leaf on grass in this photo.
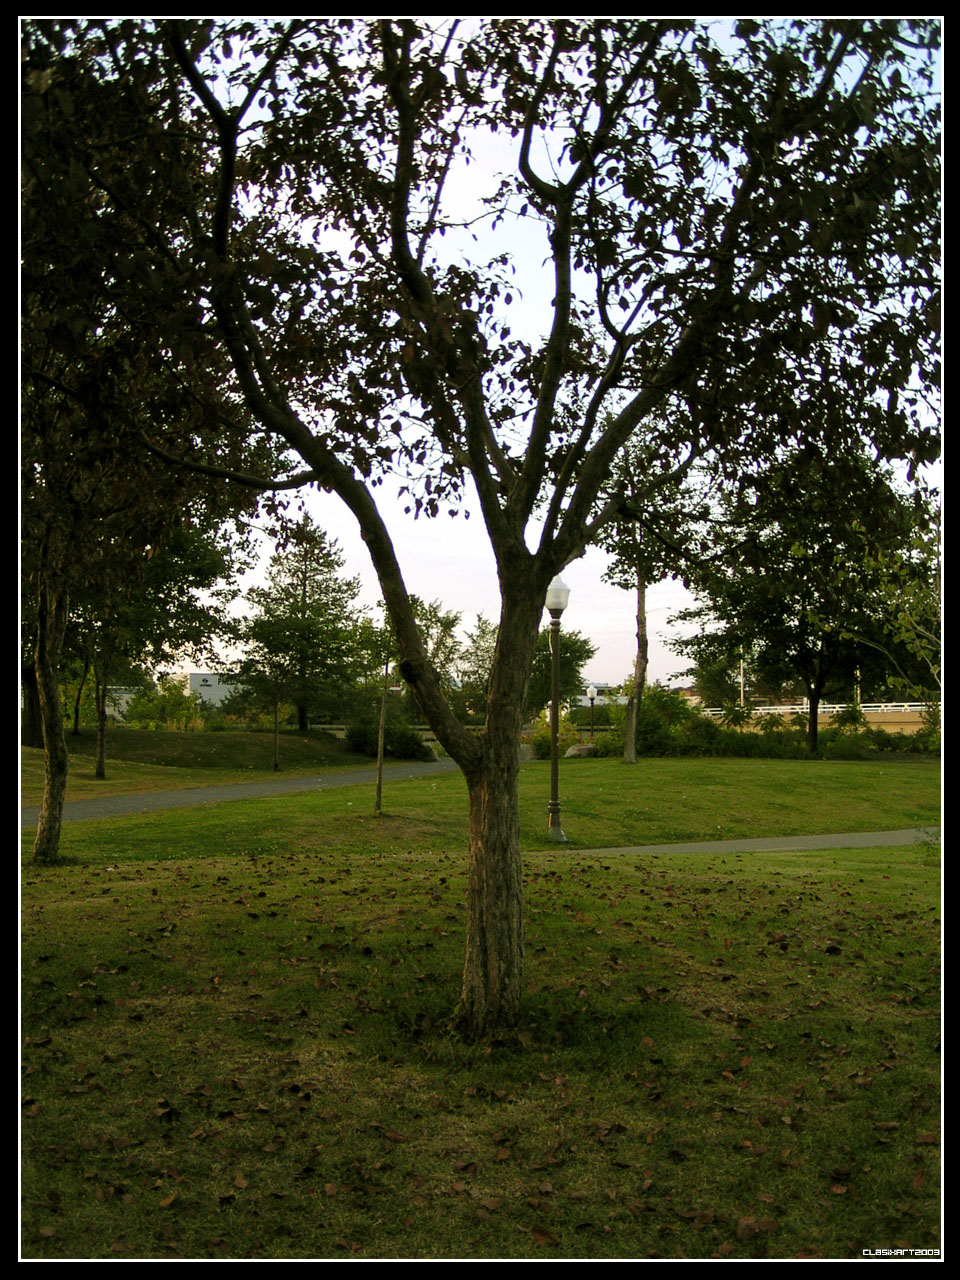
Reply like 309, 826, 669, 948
531, 1227, 559, 1246
679, 1208, 716, 1229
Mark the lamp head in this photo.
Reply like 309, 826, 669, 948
545, 575, 571, 615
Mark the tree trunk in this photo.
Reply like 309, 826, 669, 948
21, 661, 44, 749
457, 586, 541, 1037
273, 699, 281, 771
92, 651, 108, 779
622, 573, 648, 764
806, 694, 820, 755
461, 731, 525, 1035
374, 655, 388, 817
95, 674, 108, 779
72, 654, 90, 735
33, 567, 70, 863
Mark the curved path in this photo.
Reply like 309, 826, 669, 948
20, 757, 460, 827
21, 759, 939, 854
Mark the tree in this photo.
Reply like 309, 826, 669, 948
26, 19, 940, 1031
670, 445, 926, 752
600, 437, 714, 761
64, 522, 248, 777
456, 615, 500, 723
21, 27, 266, 861
851, 493, 941, 701
407, 597, 464, 709
525, 628, 598, 719
234, 515, 362, 742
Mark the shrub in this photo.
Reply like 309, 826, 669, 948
124, 678, 208, 731
526, 714, 581, 760
345, 703, 434, 761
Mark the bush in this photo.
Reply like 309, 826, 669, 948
633, 685, 700, 756
526, 714, 581, 760
345, 700, 434, 761
123, 678, 208, 731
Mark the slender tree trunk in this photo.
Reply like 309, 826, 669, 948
21, 661, 44, 749
457, 587, 541, 1037
273, 699, 281, 771
806, 693, 820, 755
622, 572, 648, 764
93, 655, 108, 779
374, 655, 389, 817
33, 561, 70, 863
72, 654, 91, 735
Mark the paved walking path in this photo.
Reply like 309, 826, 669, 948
20, 757, 461, 827
573, 827, 940, 856
20, 759, 939, 854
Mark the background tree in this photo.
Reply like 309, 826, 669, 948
69, 522, 247, 778
848, 493, 941, 701
406, 597, 464, 714
25, 19, 940, 1030
456, 615, 500, 723
524, 629, 598, 720
234, 515, 363, 742
670, 445, 926, 752
21, 28, 267, 861
600, 437, 714, 761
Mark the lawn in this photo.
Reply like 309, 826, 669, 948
20, 728, 379, 806
21, 757, 941, 1259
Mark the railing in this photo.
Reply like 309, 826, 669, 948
702, 702, 930, 718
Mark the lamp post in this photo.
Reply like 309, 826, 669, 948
587, 684, 597, 740
545, 575, 570, 844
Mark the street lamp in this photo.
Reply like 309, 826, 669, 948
587, 684, 597, 740
545, 575, 570, 844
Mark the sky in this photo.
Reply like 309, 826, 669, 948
213, 19, 939, 692
253, 481, 700, 692
223, 47, 703, 690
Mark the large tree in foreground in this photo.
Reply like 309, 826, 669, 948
24, 19, 939, 1032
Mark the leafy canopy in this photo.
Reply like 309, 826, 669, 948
22, 18, 940, 756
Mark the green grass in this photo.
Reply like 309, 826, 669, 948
21, 757, 941, 1259
23, 757, 941, 867
21, 729, 380, 806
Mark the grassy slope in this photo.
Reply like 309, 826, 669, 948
21, 730, 382, 805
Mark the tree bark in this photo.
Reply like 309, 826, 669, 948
622, 572, 648, 764
94, 658, 108, 779
21, 661, 44, 749
72, 654, 90, 735
33, 561, 70, 863
457, 586, 541, 1037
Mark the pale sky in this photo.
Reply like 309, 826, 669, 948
233, 481, 698, 690
228, 84, 701, 689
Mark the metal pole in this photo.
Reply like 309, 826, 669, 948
547, 608, 568, 843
